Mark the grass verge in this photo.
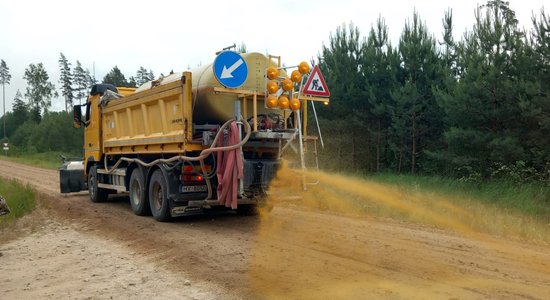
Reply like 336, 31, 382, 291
0, 178, 36, 229
369, 173, 550, 219
0, 151, 77, 170
366, 173, 550, 242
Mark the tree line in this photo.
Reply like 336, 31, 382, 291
0, 53, 156, 153
57, 54, 155, 111
315, 1, 550, 182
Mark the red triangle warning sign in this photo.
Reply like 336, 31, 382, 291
302, 65, 330, 97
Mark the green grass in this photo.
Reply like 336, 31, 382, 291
368, 173, 550, 219
0, 151, 79, 170
360, 173, 550, 242
0, 178, 36, 228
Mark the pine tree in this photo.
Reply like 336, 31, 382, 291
135, 66, 154, 86
392, 12, 444, 173
362, 17, 399, 172
73, 61, 89, 106
12, 90, 28, 130
23, 63, 58, 122
103, 66, 130, 87
426, 9, 461, 174
127, 76, 137, 88
58, 53, 74, 111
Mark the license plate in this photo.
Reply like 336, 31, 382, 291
183, 185, 207, 193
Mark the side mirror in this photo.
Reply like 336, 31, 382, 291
73, 105, 82, 129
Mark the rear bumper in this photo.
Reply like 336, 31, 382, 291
169, 195, 260, 216
186, 198, 258, 207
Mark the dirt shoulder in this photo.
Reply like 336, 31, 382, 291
0, 216, 223, 299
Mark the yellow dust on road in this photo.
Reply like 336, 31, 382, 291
247, 166, 550, 299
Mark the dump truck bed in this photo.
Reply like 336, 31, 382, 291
101, 72, 202, 155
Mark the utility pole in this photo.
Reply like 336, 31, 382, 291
2, 81, 5, 157
2, 80, 5, 140
0, 60, 11, 156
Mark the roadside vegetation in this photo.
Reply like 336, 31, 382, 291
370, 173, 550, 218
368, 174, 550, 241
0, 151, 70, 170
0, 178, 36, 228
0, 111, 82, 169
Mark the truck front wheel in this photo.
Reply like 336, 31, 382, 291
88, 165, 109, 203
148, 169, 171, 222
129, 168, 149, 216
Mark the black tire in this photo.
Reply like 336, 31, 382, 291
148, 169, 171, 222
129, 168, 150, 216
88, 165, 109, 203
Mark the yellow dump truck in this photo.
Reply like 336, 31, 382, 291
59, 50, 328, 221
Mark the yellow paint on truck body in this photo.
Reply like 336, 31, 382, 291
101, 72, 199, 156
84, 93, 103, 165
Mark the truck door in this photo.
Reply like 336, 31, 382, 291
84, 95, 102, 164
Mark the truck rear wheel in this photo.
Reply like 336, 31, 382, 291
88, 165, 109, 203
148, 169, 171, 222
129, 168, 149, 216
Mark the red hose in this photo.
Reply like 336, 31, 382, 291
216, 121, 243, 209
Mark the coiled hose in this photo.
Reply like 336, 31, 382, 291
103, 117, 252, 201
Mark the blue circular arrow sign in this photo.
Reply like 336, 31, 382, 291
213, 50, 248, 88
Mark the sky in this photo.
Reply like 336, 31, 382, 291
0, 0, 547, 113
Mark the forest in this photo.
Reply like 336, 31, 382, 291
314, 1, 550, 182
0, 0, 549, 183
0, 56, 154, 157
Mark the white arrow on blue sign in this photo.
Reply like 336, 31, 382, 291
213, 50, 248, 88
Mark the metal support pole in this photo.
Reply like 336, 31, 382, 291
296, 110, 307, 191
298, 74, 305, 136
235, 100, 245, 198
311, 101, 324, 149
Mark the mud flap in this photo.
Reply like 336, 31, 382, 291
243, 159, 280, 191
59, 161, 87, 193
